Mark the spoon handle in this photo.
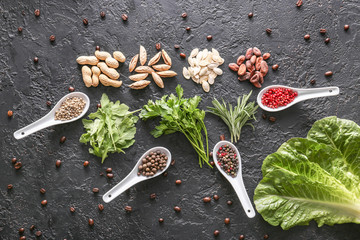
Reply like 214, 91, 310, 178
231, 178, 256, 218
297, 86, 339, 101
13, 114, 55, 139
102, 172, 143, 203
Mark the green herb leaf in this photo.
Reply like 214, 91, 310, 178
254, 116, 360, 230
79, 93, 139, 163
140, 85, 210, 167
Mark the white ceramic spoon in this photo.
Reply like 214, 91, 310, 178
213, 141, 256, 218
102, 146, 171, 203
257, 85, 340, 112
13, 92, 90, 139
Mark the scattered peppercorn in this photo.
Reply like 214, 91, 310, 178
269, 116, 276, 122
206, 35, 212, 41
125, 205, 132, 212
209, 152, 213, 157
155, 43, 161, 50
214, 230, 220, 237
180, 53, 186, 58
46, 101, 51, 106
88, 218, 94, 226
34, 9, 40, 17
12, 157, 17, 164
224, 218, 230, 224
92, 188, 99, 193
219, 134, 225, 141
159, 218, 164, 223
18, 27, 23, 33
304, 34, 310, 40
35, 231, 42, 237
262, 113, 267, 120
83, 18, 88, 25
272, 64, 279, 70
8, 110, 13, 117
14, 162, 22, 170
7, 184, 13, 190
248, 12, 253, 18
210, 161, 215, 166
60, 136, 66, 143
20, 236, 26, 240
121, 14, 128, 21
19, 227, 25, 234
266, 28, 272, 34
40, 188, 46, 194
320, 28, 326, 34
100, 11, 105, 18
150, 193, 156, 199
186, 27, 191, 31
106, 168, 112, 173
203, 197, 211, 203
30, 225, 35, 231
174, 206, 181, 212
171, 159, 176, 166
55, 160, 61, 168
68, 86, 75, 92
213, 195, 220, 201
41, 200, 47, 206
163, 172, 168, 177
344, 24, 349, 31
181, 12, 187, 18
70, 206, 75, 213
49, 35, 55, 42
325, 38, 330, 44
296, 0, 303, 7
83, 161, 89, 167
107, 173, 114, 179
175, 180, 182, 185
98, 204, 104, 211
264, 234, 269, 239
174, 44, 180, 49
96, 103, 101, 108
96, 46, 100, 51
34, 57, 39, 63
310, 79, 316, 85
227, 200, 233, 205
239, 235, 245, 240
325, 71, 333, 77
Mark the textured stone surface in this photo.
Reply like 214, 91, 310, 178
1, 0, 359, 239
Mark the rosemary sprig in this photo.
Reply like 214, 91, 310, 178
207, 91, 258, 143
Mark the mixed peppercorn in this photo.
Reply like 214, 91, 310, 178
217, 144, 239, 177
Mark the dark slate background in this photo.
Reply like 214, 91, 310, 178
1, 0, 359, 239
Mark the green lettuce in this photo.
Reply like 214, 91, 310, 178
254, 116, 360, 230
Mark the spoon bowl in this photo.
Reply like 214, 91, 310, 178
257, 85, 339, 112
213, 141, 256, 218
13, 92, 90, 139
102, 146, 171, 203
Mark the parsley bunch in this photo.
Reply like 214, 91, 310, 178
140, 85, 210, 168
80, 94, 139, 163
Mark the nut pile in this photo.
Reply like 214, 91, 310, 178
229, 47, 270, 88
55, 97, 86, 121
76, 49, 126, 88
216, 144, 239, 177
182, 48, 224, 92
137, 150, 168, 177
128, 45, 177, 90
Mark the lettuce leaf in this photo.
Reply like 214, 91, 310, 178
254, 116, 360, 230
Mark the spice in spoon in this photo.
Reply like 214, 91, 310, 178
217, 144, 239, 177
55, 97, 86, 121
138, 151, 168, 177
261, 88, 297, 109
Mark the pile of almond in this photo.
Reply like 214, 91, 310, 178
182, 48, 224, 93
76, 50, 126, 88
229, 47, 270, 88
128, 45, 177, 90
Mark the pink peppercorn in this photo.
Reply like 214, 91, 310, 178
261, 88, 297, 109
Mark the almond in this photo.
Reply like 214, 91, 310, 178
129, 54, 139, 72
152, 64, 171, 71
255, 57, 263, 71
263, 52, 271, 60
229, 63, 239, 72
253, 47, 262, 57
238, 72, 250, 81
151, 72, 164, 88
162, 49, 172, 66
237, 64, 246, 76
157, 70, 177, 77
250, 55, 256, 65
236, 55, 245, 65
245, 48, 253, 60
139, 45, 147, 65
129, 73, 148, 81
129, 80, 151, 89
135, 66, 154, 74
148, 52, 161, 66
260, 61, 269, 76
